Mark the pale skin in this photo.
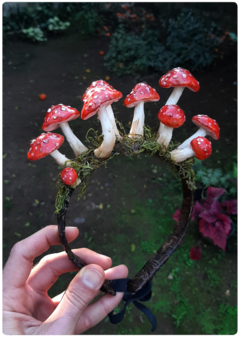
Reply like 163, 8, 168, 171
3, 225, 128, 335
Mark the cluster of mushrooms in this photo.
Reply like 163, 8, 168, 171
27, 67, 220, 187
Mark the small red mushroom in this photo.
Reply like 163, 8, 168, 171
42, 104, 88, 156
39, 93, 47, 101
82, 80, 122, 139
159, 67, 200, 105
61, 167, 78, 186
178, 114, 220, 149
170, 136, 212, 162
157, 105, 186, 147
124, 83, 160, 138
81, 85, 122, 159
27, 132, 71, 166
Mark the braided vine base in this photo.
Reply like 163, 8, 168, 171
57, 145, 193, 295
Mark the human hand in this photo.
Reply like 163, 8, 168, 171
3, 225, 128, 335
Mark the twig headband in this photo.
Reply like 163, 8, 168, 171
27, 67, 220, 329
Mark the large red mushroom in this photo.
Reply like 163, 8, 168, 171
81, 86, 122, 159
170, 136, 212, 162
27, 133, 71, 166
178, 114, 220, 149
83, 80, 122, 139
124, 83, 160, 138
42, 104, 88, 157
159, 67, 200, 105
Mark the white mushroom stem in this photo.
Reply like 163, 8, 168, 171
50, 150, 72, 166
157, 122, 165, 139
129, 101, 145, 138
157, 126, 174, 148
178, 128, 206, 149
166, 87, 185, 105
170, 144, 195, 163
94, 107, 116, 159
106, 105, 122, 140
60, 121, 88, 157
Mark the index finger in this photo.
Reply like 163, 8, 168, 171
3, 225, 79, 289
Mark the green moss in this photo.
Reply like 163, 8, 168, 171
55, 123, 195, 214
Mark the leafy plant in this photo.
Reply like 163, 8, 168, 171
195, 167, 236, 195
22, 27, 46, 42
173, 187, 237, 251
47, 17, 70, 31
73, 4, 101, 37
104, 8, 222, 75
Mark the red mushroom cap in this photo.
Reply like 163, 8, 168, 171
61, 167, 78, 185
42, 104, 80, 132
27, 133, 64, 161
124, 83, 160, 108
191, 137, 212, 160
159, 67, 200, 92
192, 115, 220, 140
81, 86, 122, 120
82, 80, 114, 102
157, 105, 186, 128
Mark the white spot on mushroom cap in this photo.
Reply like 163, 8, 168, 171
47, 108, 51, 112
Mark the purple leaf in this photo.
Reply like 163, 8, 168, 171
199, 210, 217, 223
221, 200, 238, 215
173, 209, 180, 222
199, 219, 214, 238
202, 199, 212, 210
190, 246, 202, 261
192, 201, 204, 219
207, 186, 226, 199
216, 213, 231, 234
211, 199, 222, 213
211, 222, 227, 251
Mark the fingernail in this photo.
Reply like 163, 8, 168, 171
81, 268, 103, 289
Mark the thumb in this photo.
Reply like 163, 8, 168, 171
44, 264, 104, 334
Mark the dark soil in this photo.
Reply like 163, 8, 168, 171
3, 33, 237, 334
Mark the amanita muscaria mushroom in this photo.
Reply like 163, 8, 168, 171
178, 114, 220, 149
42, 104, 88, 157
157, 105, 186, 147
83, 80, 122, 139
61, 167, 80, 186
81, 85, 122, 159
159, 67, 200, 105
170, 136, 212, 162
124, 83, 160, 138
27, 133, 71, 166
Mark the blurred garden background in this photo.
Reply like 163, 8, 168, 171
3, 2, 237, 334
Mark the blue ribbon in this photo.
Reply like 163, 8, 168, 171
108, 279, 157, 332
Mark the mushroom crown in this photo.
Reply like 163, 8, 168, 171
158, 105, 186, 128
27, 132, 64, 161
42, 104, 80, 132
191, 137, 212, 160
124, 83, 160, 108
82, 80, 114, 101
81, 86, 122, 120
159, 67, 200, 92
61, 167, 78, 186
192, 114, 220, 140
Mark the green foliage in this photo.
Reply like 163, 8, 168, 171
22, 27, 46, 42
217, 304, 237, 334
195, 167, 236, 195
47, 17, 70, 31
73, 3, 100, 37
104, 8, 222, 75
233, 162, 237, 179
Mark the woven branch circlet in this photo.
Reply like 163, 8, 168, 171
55, 129, 195, 295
